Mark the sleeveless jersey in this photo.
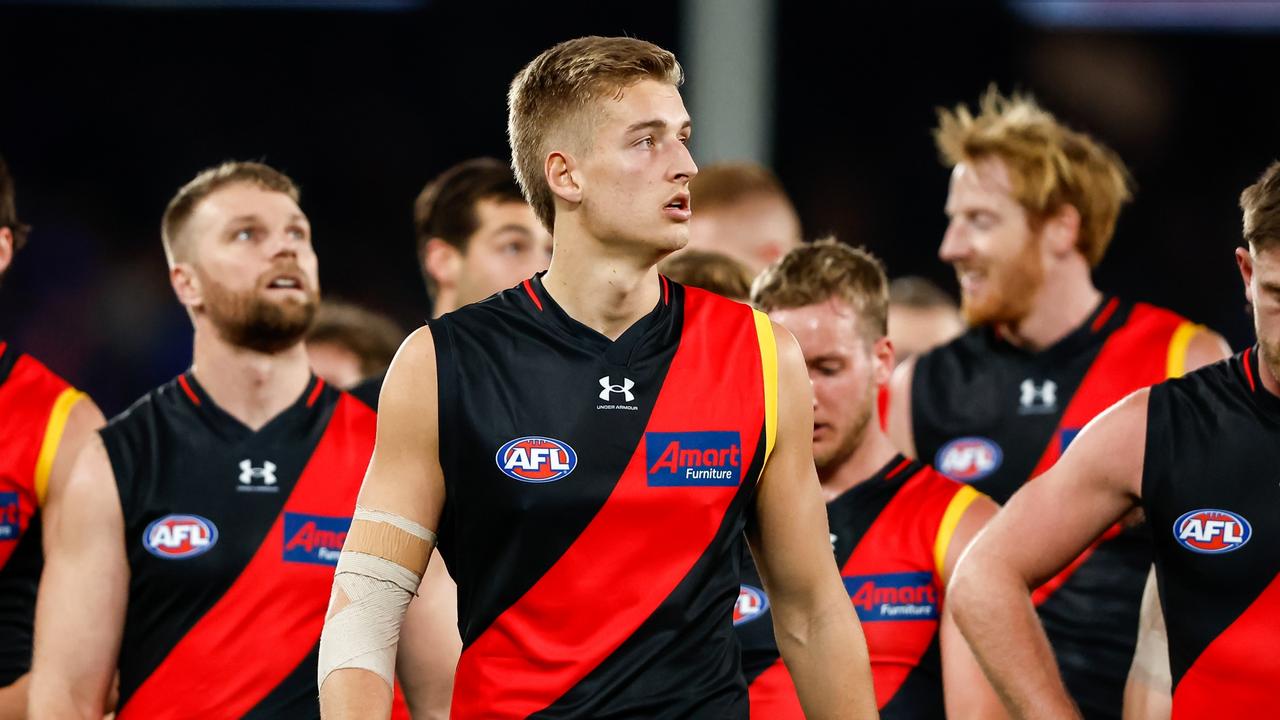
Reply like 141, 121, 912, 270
431, 274, 778, 719
0, 341, 85, 683
102, 371, 379, 719
736, 455, 981, 719
1142, 347, 1280, 718
911, 298, 1199, 718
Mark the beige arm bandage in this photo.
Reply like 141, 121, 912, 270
317, 507, 438, 691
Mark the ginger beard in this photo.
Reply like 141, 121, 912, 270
198, 263, 318, 353
958, 230, 1045, 327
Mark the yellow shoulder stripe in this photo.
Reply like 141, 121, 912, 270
751, 309, 779, 469
934, 484, 981, 580
35, 388, 87, 507
1166, 321, 1203, 379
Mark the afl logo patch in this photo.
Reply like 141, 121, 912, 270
1174, 509, 1251, 554
733, 584, 769, 626
496, 436, 577, 484
935, 437, 1003, 482
143, 514, 218, 559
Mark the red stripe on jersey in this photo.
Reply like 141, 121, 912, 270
177, 374, 201, 406
118, 394, 376, 719
1243, 347, 1257, 392
748, 658, 804, 720
1171, 571, 1280, 718
0, 354, 73, 568
1091, 297, 1120, 333
306, 378, 325, 407
450, 288, 765, 718
884, 457, 913, 480
522, 279, 543, 311
1026, 303, 1186, 606
839, 466, 963, 708
660, 274, 670, 305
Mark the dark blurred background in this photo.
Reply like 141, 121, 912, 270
2, 0, 1277, 414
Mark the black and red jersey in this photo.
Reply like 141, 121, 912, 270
430, 274, 777, 718
736, 455, 981, 719
102, 371, 384, 719
1143, 347, 1280, 717
911, 297, 1199, 718
0, 340, 85, 684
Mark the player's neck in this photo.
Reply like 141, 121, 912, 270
996, 261, 1101, 352
541, 231, 663, 341
431, 289, 458, 319
819, 426, 900, 502
190, 331, 313, 431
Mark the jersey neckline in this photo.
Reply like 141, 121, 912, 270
989, 295, 1126, 364
522, 272, 674, 366
0, 340, 15, 387
1241, 345, 1280, 417
827, 453, 919, 509
176, 369, 326, 441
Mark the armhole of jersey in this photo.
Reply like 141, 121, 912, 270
751, 309, 779, 470
933, 484, 981, 581
428, 321, 459, 499
1165, 321, 1202, 379
34, 388, 87, 507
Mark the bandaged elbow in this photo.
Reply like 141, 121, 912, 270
317, 507, 437, 691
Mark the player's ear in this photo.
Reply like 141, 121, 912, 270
0, 227, 13, 278
1043, 203, 1082, 258
170, 261, 202, 310
872, 335, 895, 387
424, 238, 462, 294
546, 150, 583, 206
1236, 246, 1255, 306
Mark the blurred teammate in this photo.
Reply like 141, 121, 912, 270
306, 300, 403, 389
739, 238, 1002, 718
685, 162, 802, 274
887, 88, 1230, 718
887, 275, 963, 364
0, 153, 104, 719
657, 248, 753, 300
415, 157, 552, 318
30, 162, 395, 718
319, 36, 876, 719
949, 159, 1280, 719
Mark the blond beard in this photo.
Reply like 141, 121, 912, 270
815, 380, 876, 472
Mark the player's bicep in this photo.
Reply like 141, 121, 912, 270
356, 326, 445, 537
31, 434, 127, 707
960, 390, 1148, 588
749, 326, 838, 605
42, 396, 105, 539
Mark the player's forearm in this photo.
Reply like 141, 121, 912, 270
320, 669, 393, 720
0, 674, 28, 720
949, 559, 1079, 720
28, 672, 110, 720
774, 589, 879, 720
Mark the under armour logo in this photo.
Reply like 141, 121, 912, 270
238, 460, 278, 492
599, 376, 635, 402
1019, 379, 1058, 414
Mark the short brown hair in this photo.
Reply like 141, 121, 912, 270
751, 237, 889, 341
0, 152, 30, 256
414, 158, 526, 298
306, 300, 405, 380
508, 36, 683, 231
659, 250, 754, 300
888, 276, 957, 311
1241, 160, 1280, 252
162, 161, 300, 264
691, 162, 796, 215
934, 87, 1132, 267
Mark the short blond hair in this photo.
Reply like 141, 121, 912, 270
934, 87, 1132, 267
162, 161, 299, 264
751, 237, 888, 341
1241, 160, 1280, 252
507, 36, 683, 231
